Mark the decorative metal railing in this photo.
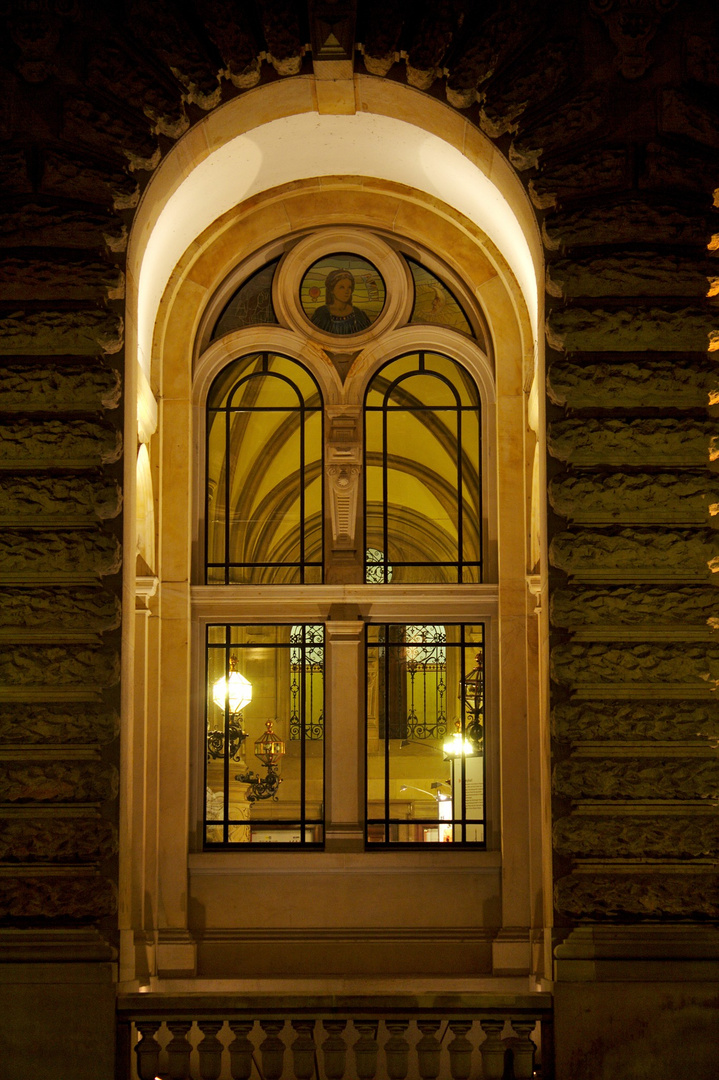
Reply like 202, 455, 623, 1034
116, 993, 553, 1080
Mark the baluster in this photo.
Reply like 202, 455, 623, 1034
416, 1020, 442, 1080
322, 1020, 348, 1079
134, 1021, 162, 1080
291, 1019, 316, 1079
198, 1021, 224, 1080
260, 1019, 286, 1080
509, 1019, 537, 1080
166, 1021, 193, 1080
353, 1020, 379, 1079
447, 1020, 473, 1080
478, 1018, 505, 1080
228, 1020, 255, 1080
384, 1020, 410, 1080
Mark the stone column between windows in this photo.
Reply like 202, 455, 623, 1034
324, 613, 365, 852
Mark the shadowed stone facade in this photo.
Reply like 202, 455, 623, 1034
0, 1, 717, 1077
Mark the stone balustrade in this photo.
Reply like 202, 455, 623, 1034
116, 993, 552, 1080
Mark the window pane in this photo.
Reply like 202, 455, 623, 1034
367, 623, 485, 845
365, 353, 481, 583
205, 624, 324, 846
206, 354, 323, 584
408, 261, 474, 338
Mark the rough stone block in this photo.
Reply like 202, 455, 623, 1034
40, 151, 138, 210
0, 530, 121, 578
530, 149, 628, 209
0, 362, 121, 412
0, 761, 118, 803
555, 872, 719, 920
0, 875, 116, 918
0, 310, 123, 356
553, 756, 719, 800
550, 585, 719, 627
0, 475, 122, 523
543, 201, 709, 249
0, 205, 125, 251
0, 258, 124, 302
0, 420, 122, 467
546, 305, 716, 352
546, 252, 714, 299
550, 640, 719, 688
0, 644, 120, 690
0, 587, 121, 632
510, 92, 603, 170
548, 471, 719, 523
547, 357, 714, 409
0, 818, 117, 862
553, 813, 719, 859
660, 88, 719, 151
548, 418, 714, 466
549, 527, 719, 578
0, 704, 118, 745
552, 700, 719, 743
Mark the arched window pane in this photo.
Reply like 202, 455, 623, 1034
364, 352, 481, 584
211, 260, 279, 339
407, 259, 474, 337
206, 353, 323, 584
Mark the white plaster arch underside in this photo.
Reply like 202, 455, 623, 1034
128, 76, 542, 408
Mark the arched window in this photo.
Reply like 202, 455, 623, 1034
364, 352, 482, 584
206, 353, 323, 585
199, 231, 493, 848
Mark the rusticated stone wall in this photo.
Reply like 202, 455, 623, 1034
0, 1, 717, 954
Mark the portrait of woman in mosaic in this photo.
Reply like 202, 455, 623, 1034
300, 253, 385, 336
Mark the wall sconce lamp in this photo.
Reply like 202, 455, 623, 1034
443, 720, 475, 758
236, 719, 286, 802
208, 655, 252, 761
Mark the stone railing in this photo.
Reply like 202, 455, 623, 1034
116, 993, 553, 1080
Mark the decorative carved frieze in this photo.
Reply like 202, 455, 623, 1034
554, 814, 719, 859
0, 474, 122, 523
0, 874, 116, 919
546, 305, 716, 353
0, 588, 121, 633
0, 362, 121, 412
0, 704, 119, 745
552, 700, 719, 743
548, 472, 719, 523
0, 761, 119, 803
551, 641, 719, 688
551, 586, 718, 628
555, 872, 719, 921
0, 530, 121, 578
509, 92, 604, 171
0, 644, 121, 690
543, 201, 708, 249
530, 149, 629, 210
548, 418, 714, 467
547, 357, 713, 410
546, 253, 715, 299
0, 309, 123, 356
0, 204, 126, 251
0, 818, 117, 862
553, 756, 719, 801
549, 527, 718, 578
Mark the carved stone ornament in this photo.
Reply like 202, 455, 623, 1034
548, 471, 719, 523
6, 0, 79, 83
548, 358, 713, 411
0, 530, 121, 577
548, 418, 714, 467
591, 0, 678, 79
327, 464, 360, 546
0, 644, 121, 689
0, 474, 122, 522
550, 586, 718, 628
